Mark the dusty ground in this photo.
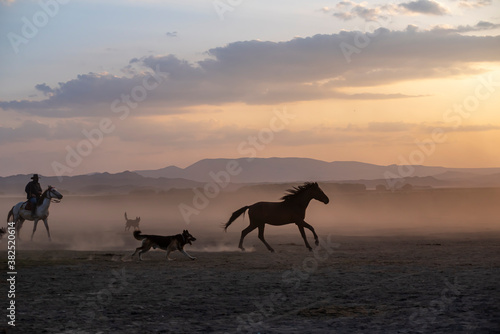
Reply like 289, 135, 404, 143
1, 232, 499, 334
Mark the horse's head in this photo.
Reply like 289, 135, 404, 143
310, 182, 329, 204
46, 186, 63, 201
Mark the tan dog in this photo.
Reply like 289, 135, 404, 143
131, 230, 197, 261
124, 212, 140, 231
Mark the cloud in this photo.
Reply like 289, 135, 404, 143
367, 122, 416, 132
399, 0, 449, 15
327, 1, 392, 21
327, 0, 449, 22
0, 121, 50, 144
0, 120, 95, 144
423, 124, 500, 132
335, 121, 500, 133
110, 117, 387, 149
332, 1, 386, 21
35, 83, 54, 96
431, 21, 500, 33
1, 28, 499, 117
457, 0, 492, 8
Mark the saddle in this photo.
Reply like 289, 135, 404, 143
24, 201, 35, 211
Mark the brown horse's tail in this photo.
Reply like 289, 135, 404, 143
223, 206, 250, 231
7, 207, 14, 222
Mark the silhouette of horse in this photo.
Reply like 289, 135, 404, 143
7, 186, 63, 241
224, 182, 329, 252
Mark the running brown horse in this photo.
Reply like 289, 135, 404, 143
223, 182, 329, 252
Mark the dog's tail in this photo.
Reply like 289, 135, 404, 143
133, 230, 146, 240
7, 207, 14, 222
124, 212, 128, 221
223, 206, 250, 232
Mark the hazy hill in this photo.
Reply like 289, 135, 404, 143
136, 157, 500, 184
3, 157, 500, 196
0, 171, 202, 196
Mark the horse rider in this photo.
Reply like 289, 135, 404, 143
25, 174, 42, 216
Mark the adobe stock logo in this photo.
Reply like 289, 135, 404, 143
7, 0, 70, 54
51, 65, 168, 180
384, 71, 500, 190
178, 107, 296, 224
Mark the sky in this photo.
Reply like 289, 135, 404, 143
0, 0, 499, 177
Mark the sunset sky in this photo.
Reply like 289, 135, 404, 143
1, 0, 499, 177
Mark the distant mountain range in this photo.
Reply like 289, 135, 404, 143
0, 171, 202, 196
135, 157, 500, 184
2, 157, 500, 195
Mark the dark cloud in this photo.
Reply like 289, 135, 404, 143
328, 0, 450, 22
399, 0, 449, 15
0, 72, 156, 117
1, 28, 499, 117
329, 1, 389, 21
35, 83, 54, 96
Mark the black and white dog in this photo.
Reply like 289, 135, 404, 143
131, 230, 197, 260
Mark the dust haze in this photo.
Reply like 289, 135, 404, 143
2, 183, 499, 251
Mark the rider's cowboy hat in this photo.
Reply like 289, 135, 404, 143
31, 174, 40, 180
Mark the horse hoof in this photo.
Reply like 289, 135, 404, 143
240, 247, 245, 252
308, 247, 313, 252
269, 249, 275, 253
315, 240, 319, 246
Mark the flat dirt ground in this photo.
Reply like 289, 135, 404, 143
1, 232, 499, 334
1, 187, 500, 333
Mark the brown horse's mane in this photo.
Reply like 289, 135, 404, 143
280, 182, 317, 201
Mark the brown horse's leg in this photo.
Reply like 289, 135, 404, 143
239, 225, 257, 251
297, 225, 312, 251
257, 225, 274, 253
301, 221, 319, 246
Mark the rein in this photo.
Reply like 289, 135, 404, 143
46, 188, 61, 203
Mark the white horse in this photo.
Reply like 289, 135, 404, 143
7, 186, 63, 241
